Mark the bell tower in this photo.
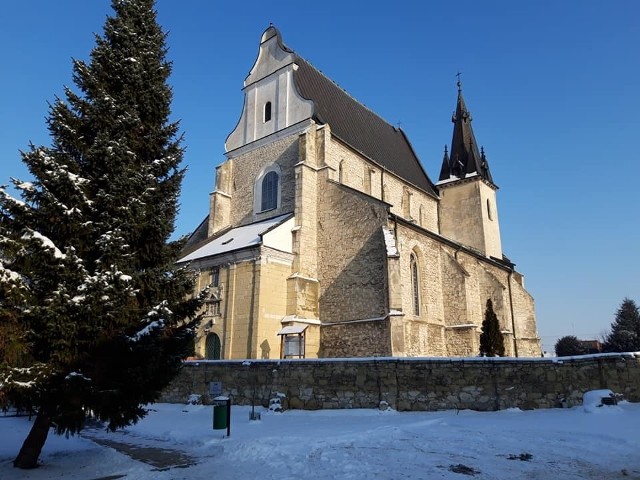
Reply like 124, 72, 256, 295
437, 78, 503, 260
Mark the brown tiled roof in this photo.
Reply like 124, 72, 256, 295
292, 57, 437, 197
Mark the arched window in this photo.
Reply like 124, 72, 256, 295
487, 198, 493, 220
410, 253, 420, 316
338, 161, 344, 183
254, 164, 281, 213
205, 333, 221, 360
264, 101, 272, 123
261, 171, 278, 211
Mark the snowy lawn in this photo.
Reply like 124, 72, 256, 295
1, 393, 639, 479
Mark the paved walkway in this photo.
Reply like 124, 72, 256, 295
82, 429, 197, 477
88, 436, 196, 470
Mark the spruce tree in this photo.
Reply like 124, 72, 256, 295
603, 298, 640, 353
0, 0, 201, 469
479, 299, 505, 357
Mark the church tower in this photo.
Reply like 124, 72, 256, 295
437, 79, 503, 260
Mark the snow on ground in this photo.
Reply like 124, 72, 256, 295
1, 392, 639, 479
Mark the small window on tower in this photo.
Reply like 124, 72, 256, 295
264, 101, 272, 123
487, 199, 493, 221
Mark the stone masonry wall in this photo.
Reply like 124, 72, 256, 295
161, 354, 640, 412
317, 181, 389, 324
321, 319, 391, 358
324, 138, 438, 231
227, 134, 299, 227
393, 221, 539, 357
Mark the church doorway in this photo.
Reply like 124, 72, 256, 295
205, 333, 221, 360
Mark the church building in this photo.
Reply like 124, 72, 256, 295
179, 26, 541, 360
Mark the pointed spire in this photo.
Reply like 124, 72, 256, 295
438, 76, 495, 186
438, 145, 451, 181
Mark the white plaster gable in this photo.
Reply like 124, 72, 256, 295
225, 27, 314, 153
262, 216, 294, 253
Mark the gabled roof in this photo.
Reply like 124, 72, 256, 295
438, 82, 495, 187
178, 214, 292, 263
260, 27, 437, 197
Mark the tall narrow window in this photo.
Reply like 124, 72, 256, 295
261, 171, 278, 211
254, 164, 281, 214
410, 253, 420, 316
210, 266, 220, 287
264, 101, 272, 122
487, 199, 493, 220
338, 161, 344, 183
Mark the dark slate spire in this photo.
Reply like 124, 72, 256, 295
438, 77, 495, 186
438, 145, 450, 180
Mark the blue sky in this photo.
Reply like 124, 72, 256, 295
1, 1, 638, 353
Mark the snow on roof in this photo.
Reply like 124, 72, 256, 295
436, 171, 478, 186
178, 214, 292, 263
277, 325, 308, 335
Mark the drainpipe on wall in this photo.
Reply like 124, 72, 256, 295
507, 271, 519, 357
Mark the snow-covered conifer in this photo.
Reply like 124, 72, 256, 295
0, 0, 201, 469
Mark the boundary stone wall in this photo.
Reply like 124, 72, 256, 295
160, 353, 640, 411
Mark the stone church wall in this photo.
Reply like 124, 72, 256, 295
324, 138, 439, 231
225, 133, 299, 228
508, 274, 539, 357
161, 354, 640, 411
321, 320, 391, 358
391, 221, 539, 357
446, 328, 478, 357
316, 181, 389, 324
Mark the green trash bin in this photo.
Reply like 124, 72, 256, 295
213, 404, 227, 430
